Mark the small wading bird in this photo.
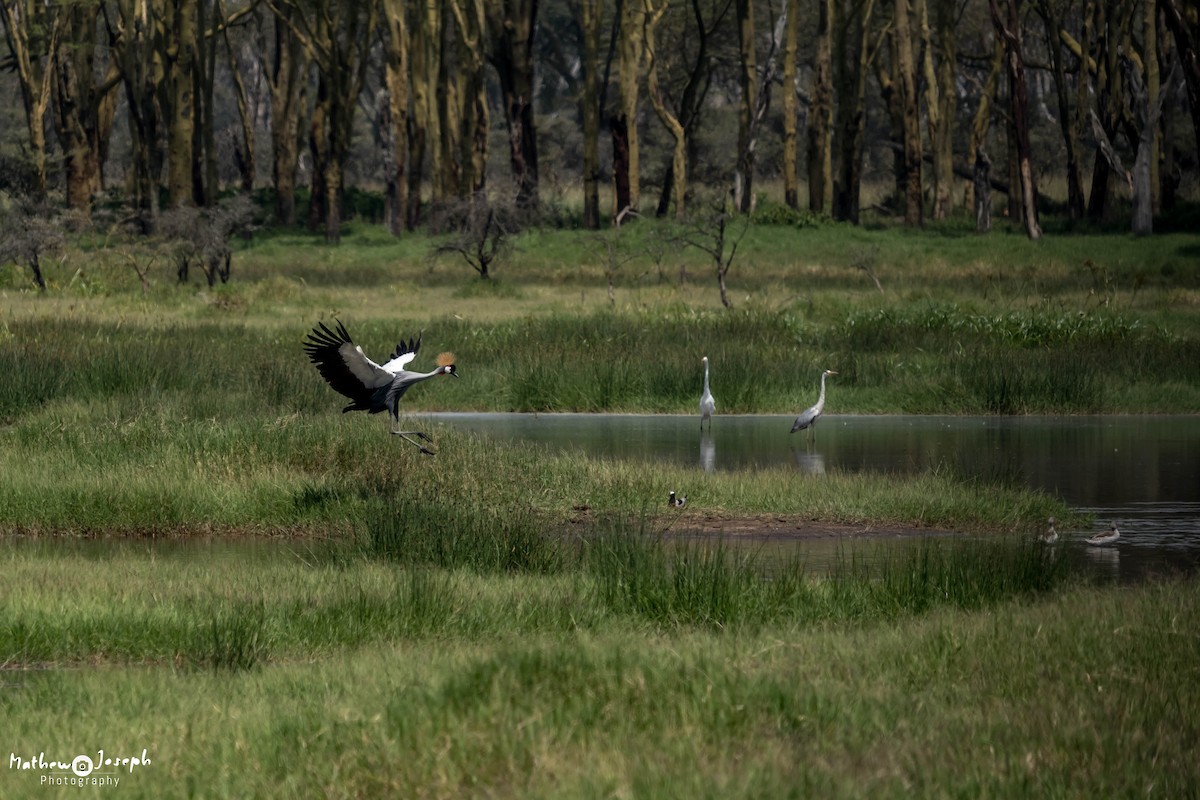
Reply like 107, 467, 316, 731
1084, 521, 1120, 547
790, 369, 837, 441
668, 491, 688, 508
304, 320, 457, 455
1040, 517, 1059, 544
699, 356, 716, 431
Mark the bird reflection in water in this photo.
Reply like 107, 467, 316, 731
1083, 543, 1121, 579
791, 448, 826, 475
699, 431, 715, 472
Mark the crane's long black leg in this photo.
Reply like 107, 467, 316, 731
392, 430, 436, 456
389, 417, 436, 455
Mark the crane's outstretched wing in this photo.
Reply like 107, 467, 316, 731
303, 320, 392, 412
380, 332, 422, 373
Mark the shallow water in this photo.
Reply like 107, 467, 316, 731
433, 412, 1200, 583
7, 414, 1196, 585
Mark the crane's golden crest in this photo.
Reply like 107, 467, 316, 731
436, 351, 456, 367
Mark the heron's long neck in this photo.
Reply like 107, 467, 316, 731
703, 362, 711, 394
817, 373, 827, 405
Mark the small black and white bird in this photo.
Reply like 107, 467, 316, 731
304, 320, 458, 455
668, 491, 688, 508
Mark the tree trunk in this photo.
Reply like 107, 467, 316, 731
832, 0, 877, 223
965, 34, 1002, 212
989, 0, 1040, 240
487, 0, 540, 209
806, 0, 833, 213
1144, 0, 1160, 214
580, 0, 604, 229
654, 0, 719, 219
1158, 0, 1200, 167
733, 0, 756, 212
308, 81, 329, 233
382, 0, 410, 235
1121, 53, 1169, 235
260, 5, 307, 226
613, 0, 644, 216
644, 0, 687, 220
782, 0, 799, 209
167, 0, 196, 209
414, 0, 443, 216
974, 150, 992, 232
893, 0, 923, 226
219, 0, 257, 194
1037, 0, 1085, 219
875, 38, 905, 212
920, 0, 955, 219
0, 0, 59, 197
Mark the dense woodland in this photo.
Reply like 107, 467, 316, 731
0, 0, 1197, 245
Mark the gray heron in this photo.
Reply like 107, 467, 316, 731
1040, 517, 1058, 544
699, 356, 716, 431
304, 320, 458, 455
1084, 522, 1120, 547
790, 369, 837, 440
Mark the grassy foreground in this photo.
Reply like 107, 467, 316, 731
3, 546, 1197, 797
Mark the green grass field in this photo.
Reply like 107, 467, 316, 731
2, 216, 1198, 796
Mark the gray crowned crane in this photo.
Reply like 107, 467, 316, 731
790, 369, 837, 441
304, 320, 457, 455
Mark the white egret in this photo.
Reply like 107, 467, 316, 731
700, 356, 716, 431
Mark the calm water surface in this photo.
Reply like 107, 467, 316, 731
9, 415, 1196, 584
433, 412, 1200, 582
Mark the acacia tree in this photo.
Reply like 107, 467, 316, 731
831, 0, 878, 223
893, 0, 923, 226
487, 0, 539, 209
611, 0, 648, 217
0, 0, 60, 197
51, 2, 121, 214
644, 0, 685, 219
450, 0, 489, 200
650, 0, 728, 219
218, 0, 258, 194
989, 0, 1040, 239
266, 0, 377, 244
110, 0, 169, 221
255, 2, 309, 226
918, 0, 956, 220
579, 0, 604, 229
166, 0, 197, 208
381, 0, 411, 234
781, 0, 798, 208
731, 0, 754, 212
1036, 0, 1085, 219
807, 0, 833, 213
1158, 0, 1199, 168
734, 2, 786, 214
